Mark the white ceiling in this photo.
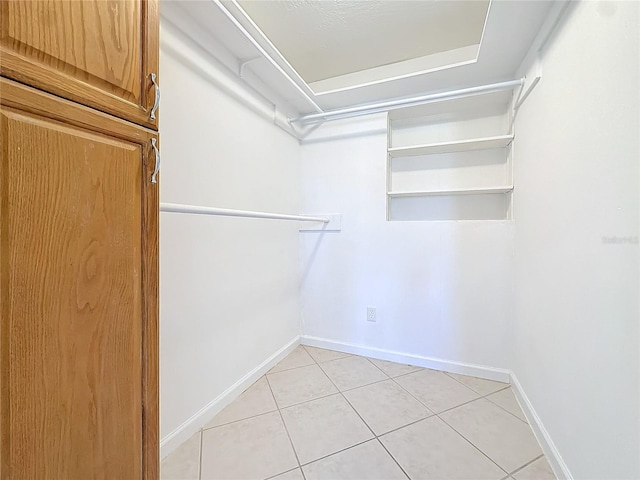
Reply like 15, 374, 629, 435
160, 0, 555, 117
237, 0, 489, 84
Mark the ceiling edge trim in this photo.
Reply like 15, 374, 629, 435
475, 0, 494, 59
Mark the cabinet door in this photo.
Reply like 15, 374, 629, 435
0, 78, 158, 479
0, 0, 159, 130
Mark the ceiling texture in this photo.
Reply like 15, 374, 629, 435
161, 0, 555, 117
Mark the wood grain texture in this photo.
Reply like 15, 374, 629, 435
0, 0, 159, 130
0, 82, 158, 479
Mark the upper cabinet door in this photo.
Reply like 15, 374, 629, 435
0, 0, 159, 130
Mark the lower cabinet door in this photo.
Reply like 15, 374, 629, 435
0, 78, 158, 479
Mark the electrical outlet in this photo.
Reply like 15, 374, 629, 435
367, 307, 377, 322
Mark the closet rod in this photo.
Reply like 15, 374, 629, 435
291, 78, 525, 125
160, 203, 329, 223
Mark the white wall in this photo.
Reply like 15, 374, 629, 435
159, 21, 301, 446
159, 2, 639, 476
299, 116, 514, 376
512, 2, 639, 478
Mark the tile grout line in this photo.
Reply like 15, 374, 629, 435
341, 376, 392, 392
434, 390, 543, 478
264, 374, 306, 479
386, 374, 437, 414
197, 348, 544, 480
269, 361, 316, 375
263, 466, 302, 480
294, 364, 413, 477
202, 406, 280, 431
508, 453, 545, 477
314, 358, 382, 440
281, 349, 537, 477
435, 411, 510, 477
375, 374, 510, 474
441, 371, 529, 423
300, 344, 317, 364
271, 350, 396, 470
281, 347, 449, 396
375, 438, 412, 480
318, 356, 413, 479
427, 382, 540, 473
312, 357, 385, 465
354, 364, 415, 479
443, 370, 510, 397
370, 412, 436, 438
205, 371, 388, 429
386, 374, 515, 475
315, 359, 391, 393
210, 360, 521, 432
297, 438, 374, 468
484, 392, 531, 425
198, 429, 203, 480
388, 369, 520, 419
391, 367, 527, 425
432, 394, 484, 415
261, 466, 298, 480
364, 356, 397, 379
283, 352, 383, 472
207, 347, 515, 425
277, 390, 339, 410
301, 344, 352, 365
384, 370, 530, 476
355, 357, 437, 459
176, 352, 439, 478
266, 347, 342, 411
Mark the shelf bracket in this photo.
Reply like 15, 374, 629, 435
515, 75, 541, 111
239, 56, 262, 78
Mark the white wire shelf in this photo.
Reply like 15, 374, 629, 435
388, 134, 514, 157
387, 186, 514, 197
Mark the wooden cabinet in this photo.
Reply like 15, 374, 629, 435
0, 0, 159, 474
0, 0, 159, 130
0, 1, 160, 475
0, 77, 158, 479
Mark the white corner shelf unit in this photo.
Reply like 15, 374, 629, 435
386, 90, 516, 222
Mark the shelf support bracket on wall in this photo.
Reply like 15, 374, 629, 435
515, 75, 541, 111
239, 56, 262, 78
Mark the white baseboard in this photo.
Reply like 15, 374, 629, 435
510, 372, 573, 480
160, 336, 301, 459
300, 335, 510, 383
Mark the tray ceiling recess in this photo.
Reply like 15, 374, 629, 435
161, 0, 556, 119
236, 0, 490, 95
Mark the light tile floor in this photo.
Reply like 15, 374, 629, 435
162, 346, 557, 480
